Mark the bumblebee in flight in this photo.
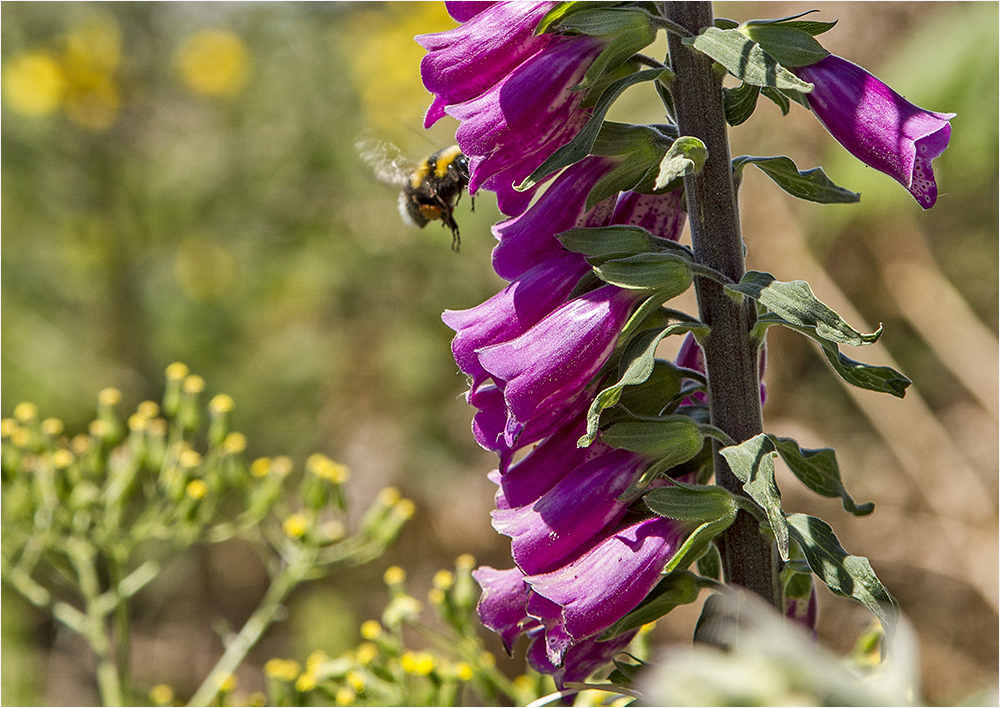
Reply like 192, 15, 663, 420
357, 139, 472, 251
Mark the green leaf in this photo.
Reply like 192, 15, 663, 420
733, 155, 860, 204
787, 513, 898, 629
559, 225, 657, 260
683, 27, 813, 92
769, 436, 874, 516
581, 322, 707, 446
761, 86, 791, 115
818, 340, 911, 398
617, 287, 683, 344
756, 314, 911, 397
565, 12, 658, 92
723, 83, 761, 126
696, 541, 722, 580
727, 271, 880, 346
777, 19, 838, 37
644, 482, 739, 573
599, 571, 702, 640
534, 1, 622, 35
601, 416, 706, 457
559, 225, 693, 263
518, 68, 665, 191
591, 121, 674, 157
548, 6, 645, 35
743, 10, 837, 37
595, 252, 694, 292
655, 136, 707, 189
587, 146, 663, 210
740, 24, 829, 68
719, 434, 789, 561
616, 360, 686, 417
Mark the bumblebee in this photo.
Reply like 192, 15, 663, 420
357, 139, 472, 251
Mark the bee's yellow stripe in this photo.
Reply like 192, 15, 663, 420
434, 145, 463, 179
410, 160, 431, 189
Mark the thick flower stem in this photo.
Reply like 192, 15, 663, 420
665, 1, 781, 611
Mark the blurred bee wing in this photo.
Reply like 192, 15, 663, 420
356, 137, 416, 189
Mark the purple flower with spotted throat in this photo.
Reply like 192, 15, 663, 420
793, 54, 954, 209
525, 515, 688, 666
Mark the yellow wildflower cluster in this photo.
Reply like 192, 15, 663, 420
4, 20, 252, 131
264, 658, 301, 683
3, 16, 122, 130
282, 513, 309, 539
306, 453, 350, 483
400, 650, 437, 676
175, 30, 250, 97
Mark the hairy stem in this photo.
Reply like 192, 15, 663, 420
664, 1, 781, 610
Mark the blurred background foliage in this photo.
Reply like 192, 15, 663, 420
1, 2, 996, 705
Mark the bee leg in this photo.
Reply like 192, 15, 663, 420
442, 216, 461, 252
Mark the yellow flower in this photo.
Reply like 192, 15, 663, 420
250, 457, 271, 478
455, 553, 476, 570
377, 487, 400, 506
10, 428, 31, 448
294, 671, 317, 692
128, 413, 148, 432
149, 683, 175, 705
218, 673, 237, 692
306, 454, 350, 483
209, 394, 234, 415
137, 401, 160, 418
178, 449, 202, 469
392, 498, 415, 520
305, 650, 328, 673
186, 480, 208, 500
41, 418, 64, 436
177, 30, 250, 97
166, 362, 189, 381
359, 620, 382, 640
98, 387, 121, 407
355, 642, 378, 666
182, 375, 205, 394
401, 651, 436, 676
346, 670, 366, 693
13, 402, 38, 423
383, 566, 405, 586
264, 658, 301, 682
222, 432, 246, 454
3, 52, 65, 116
51, 450, 75, 470
454, 662, 474, 682
334, 687, 355, 706
282, 513, 309, 539
432, 570, 454, 591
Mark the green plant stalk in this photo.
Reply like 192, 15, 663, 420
63, 538, 124, 706
186, 548, 312, 707
664, 0, 781, 610
108, 554, 131, 703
